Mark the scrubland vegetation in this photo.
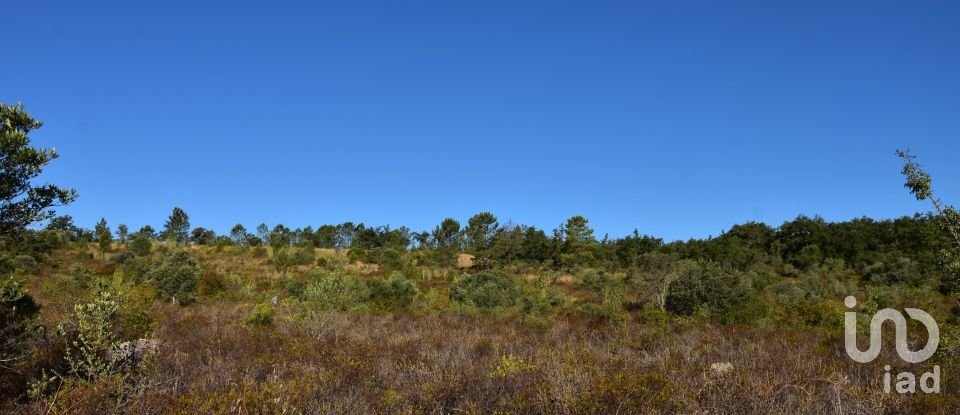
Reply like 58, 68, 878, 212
3, 103, 960, 413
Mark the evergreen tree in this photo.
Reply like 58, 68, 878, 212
116, 224, 129, 245
256, 223, 269, 243
190, 227, 216, 245
94, 218, 109, 240
136, 225, 157, 239
0, 103, 73, 368
230, 224, 249, 247
465, 212, 499, 253
163, 207, 190, 243
0, 103, 78, 241
97, 222, 112, 257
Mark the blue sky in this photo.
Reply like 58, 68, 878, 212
4, 1, 958, 241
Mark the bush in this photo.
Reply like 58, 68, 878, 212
0, 276, 40, 367
118, 309, 154, 340
271, 248, 292, 277
12, 254, 39, 275
147, 250, 201, 301
865, 256, 924, 286
129, 235, 151, 256
246, 303, 275, 326
347, 248, 366, 263
292, 247, 316, 266
120, 256, 151, 284
521, 276, 565, 320
367, 248, 403, 270
450, 270, 518, 309
717, 293, 770, 325
110, 250, 136, 265
58, 290, 120, 382
197, 268, 227, 297
665, 262, 747, 317
315, 256, 329, 269
71, 264, 95, 289
369, 272, 418, 310
767, 274, 823, 310
583, 281, 628, 324
283, 278, 306, 299
303, 269, 369, 311
791, 244, 822, 271
578, 269, 617, 293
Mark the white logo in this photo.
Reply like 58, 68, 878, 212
844, 295, 939, 363
844, 295, 941, 394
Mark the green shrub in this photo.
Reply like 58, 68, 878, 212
57, 290, 120, 382
521, 276, 565, 320
369, 272, 418, 310
315, 256, 329, 269
12, 254, 39, 275
246, 303, 275, 326
303, 269, 369, 311
129, 235, 151, 256
271, 248, 292, 277
347, 248, 366, 263
71, 264, 95, 289
0, 276, 40, 366
120, 256, 151, 284
110, 250, 135, 265
795, 300, 843, 329
118, 309, 154, 340
767, 274, 824, 310
368, 248, 403, 270
791, 244, 823, 271
718, 293, 771, 325
292, 247, 316, 266
865, 256, 924, 286
147, 250, 201, 301
450, 270, 518, 309
283, 278, 306, 299
578, 269, 617, 293
665, 262, 747, 317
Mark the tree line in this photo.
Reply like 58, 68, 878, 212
36, 207, 953, 290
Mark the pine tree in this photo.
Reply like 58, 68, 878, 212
0, 103, 77, 241
116, 224, 129, 244
163, 207, 190, 244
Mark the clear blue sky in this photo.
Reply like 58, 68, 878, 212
4, 1, 959, 241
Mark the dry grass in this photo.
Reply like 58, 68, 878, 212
20, 304, 960, 414
11, 244, 960, 414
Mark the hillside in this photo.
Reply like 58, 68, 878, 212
3, 231, 958, 413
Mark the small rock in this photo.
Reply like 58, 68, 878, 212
108, 339, 162, 364
710, 362, 734, 377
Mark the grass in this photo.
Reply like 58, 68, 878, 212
8, 243, 960, 414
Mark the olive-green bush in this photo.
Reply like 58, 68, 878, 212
665, 262, 747, 317
303, 269, 369, 311
12, 255, 38, 275
129, 235, 152, 257
245, 303, 275, 326
450, 270, 518, 309
369, 272, 418, 310
147, 250, 201, 301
